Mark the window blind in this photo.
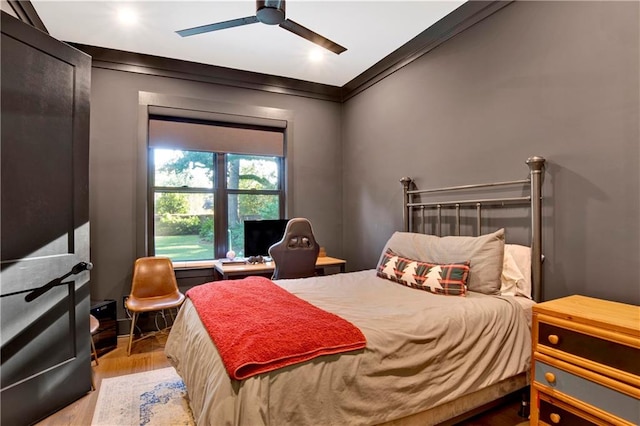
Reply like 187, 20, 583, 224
148, 118, 284, 157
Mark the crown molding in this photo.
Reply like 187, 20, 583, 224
68, 43, 344, 102
6, 0, 47, 33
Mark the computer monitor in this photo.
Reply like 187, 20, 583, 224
243, 219, 289, 257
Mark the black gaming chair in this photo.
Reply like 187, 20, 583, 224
268, 218, 320, 280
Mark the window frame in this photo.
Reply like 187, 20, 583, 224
148, 148, 216, 261
214, 152, 285, 259
148, 145, 285, 261
137, 93, 294, 264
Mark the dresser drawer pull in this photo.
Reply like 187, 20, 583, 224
547, 334, 559, 345
549, 413, 561, 424
544, 372, 556, 384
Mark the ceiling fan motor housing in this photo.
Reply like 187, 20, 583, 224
257, 0, 286, 25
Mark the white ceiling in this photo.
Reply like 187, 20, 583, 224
31, 1, 465, 87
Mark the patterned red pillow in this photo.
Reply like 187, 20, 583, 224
376, 249, 469, 296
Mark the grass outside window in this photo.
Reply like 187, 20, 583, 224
155, 235, 213, 261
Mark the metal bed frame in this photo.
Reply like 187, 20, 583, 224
400, 156, 546, 302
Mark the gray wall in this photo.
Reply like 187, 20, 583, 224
89, 1, 639, 315
342, 1, 639, 304
88, 69, 343, 315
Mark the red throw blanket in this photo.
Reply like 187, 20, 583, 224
186, 276, 366, 380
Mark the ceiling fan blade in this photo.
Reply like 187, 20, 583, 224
176, 16, 260, 37
279, 19, 347, 55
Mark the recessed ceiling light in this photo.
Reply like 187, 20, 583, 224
308, 48, 324, 63
117, 7, 138, 26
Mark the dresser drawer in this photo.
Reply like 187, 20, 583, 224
534, 360, 640, 425
538, 395, 602, 426
537, 321, 640, 375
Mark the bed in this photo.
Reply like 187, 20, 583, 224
165, 156, 546, 425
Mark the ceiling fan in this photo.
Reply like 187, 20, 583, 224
176, 0, 347, 55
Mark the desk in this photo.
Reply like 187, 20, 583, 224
213, 256, 346, 280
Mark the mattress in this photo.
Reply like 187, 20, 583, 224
165, 270, 532, 425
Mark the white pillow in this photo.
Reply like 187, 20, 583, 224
500, 250, 524, 297
502, 244, 532, 299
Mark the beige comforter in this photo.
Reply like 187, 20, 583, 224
165, 270, 531, 425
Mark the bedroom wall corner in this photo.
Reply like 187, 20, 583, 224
341, 1, 640, 305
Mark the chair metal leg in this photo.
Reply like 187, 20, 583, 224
90, 337, 97, 391
90, 335, 99, 366
127, 312, 138, 356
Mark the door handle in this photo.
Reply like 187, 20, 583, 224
24, 262, 93, 302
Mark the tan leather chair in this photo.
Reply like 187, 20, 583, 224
268, 218, 319, 280
125, 257, 185, 356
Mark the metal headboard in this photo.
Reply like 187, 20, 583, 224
400, 156, 546, 302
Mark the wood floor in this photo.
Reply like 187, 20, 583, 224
35, 334, 529, 425
456, 399, 528, 426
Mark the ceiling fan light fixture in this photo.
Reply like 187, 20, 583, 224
117, 7, 138, 26
308, 48, 324, 62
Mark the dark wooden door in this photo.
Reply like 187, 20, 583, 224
0, 11, 91, 425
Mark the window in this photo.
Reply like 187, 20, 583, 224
149, 118, 285, 261
152, 149, 215, 261
226, 154, 282, 257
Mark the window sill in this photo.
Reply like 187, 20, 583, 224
172, 260, 217, 270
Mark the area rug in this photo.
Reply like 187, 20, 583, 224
92, 367, 194, 426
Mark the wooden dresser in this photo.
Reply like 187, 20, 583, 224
530, 295, 639, 425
